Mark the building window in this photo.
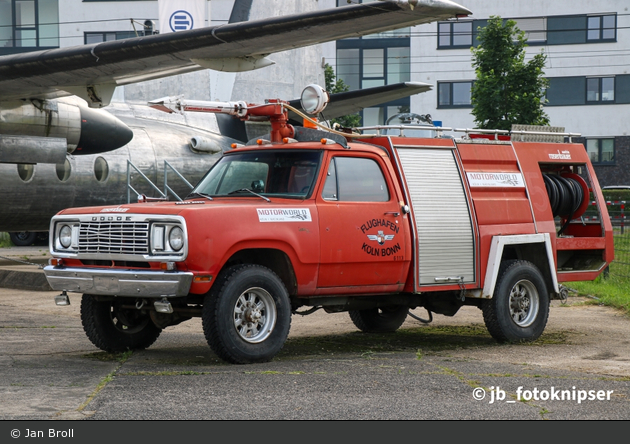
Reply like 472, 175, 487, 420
337, 44, 409, 91
84, 31, 141, 44
336, 48, 360, 91
587, 77, 615, 103
514, 17, 547, 43
0, 0, 59, 54
336, 17, 410, 127
585, 139, 614, 164
546, 76, 629, 106
438, 81, 473, 108
437, 14, 618, 48
362, 48, 384, 88
587, 15, 616, 41
438, 21, 473, 48
387, 47, 410, 84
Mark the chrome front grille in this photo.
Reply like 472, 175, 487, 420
78, 221, 150, 255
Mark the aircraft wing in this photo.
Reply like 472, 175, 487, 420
0, 0, 470, 107
288, 81, 432, 121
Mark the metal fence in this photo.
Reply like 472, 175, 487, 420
578, 200, 629, 279
600, 201, 629, 279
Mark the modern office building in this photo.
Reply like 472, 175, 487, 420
321, 0, 630, 186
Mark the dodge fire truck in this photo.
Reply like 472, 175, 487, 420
44, 86, 614, 364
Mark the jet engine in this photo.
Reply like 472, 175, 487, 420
0, 98, 133, 164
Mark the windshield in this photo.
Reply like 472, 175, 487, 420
193, 150, 323, 198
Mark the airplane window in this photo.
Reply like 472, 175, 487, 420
94, 157, 109, 182
17, 163, 35, 182
56, 159, 71, 182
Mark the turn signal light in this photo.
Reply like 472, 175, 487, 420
160, 262, 176, 271
49, 258, 63, 267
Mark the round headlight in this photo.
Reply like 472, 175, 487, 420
168, 226, 184, 251
59, 225, 72, 248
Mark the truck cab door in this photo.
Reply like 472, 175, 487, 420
316, 153, 408, 289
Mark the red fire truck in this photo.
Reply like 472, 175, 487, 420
44, 86, 613, 364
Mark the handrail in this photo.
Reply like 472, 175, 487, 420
351, 125, 581, 142
127, 160, 195, 203
127, 160, 166, 203
453, 128, 581, 142
164, 160, 194, 202
356, 124, 451, 137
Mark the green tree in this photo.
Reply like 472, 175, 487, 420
471, 16, 550, 130
323, 63, 362, 128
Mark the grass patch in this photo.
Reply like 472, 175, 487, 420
563, 227, 630, 316
565, 274, 630, 316
77, 350, 132, 412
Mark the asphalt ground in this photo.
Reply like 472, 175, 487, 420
0, 280, 628, 424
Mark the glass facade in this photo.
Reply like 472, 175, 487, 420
586, 139, 615, 164
0, 0, 58, 53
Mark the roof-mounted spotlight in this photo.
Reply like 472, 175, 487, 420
300, 84, 329, 115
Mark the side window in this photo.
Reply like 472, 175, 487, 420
322, 157, 390, 202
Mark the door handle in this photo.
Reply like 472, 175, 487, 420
384, 211, 400, 217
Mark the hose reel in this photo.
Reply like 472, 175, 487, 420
542, 173, 589, 234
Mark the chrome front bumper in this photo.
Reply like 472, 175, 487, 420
43, 266, 193, 297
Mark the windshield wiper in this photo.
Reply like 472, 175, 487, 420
184, 192, 213, 200
227, 188, 271, 202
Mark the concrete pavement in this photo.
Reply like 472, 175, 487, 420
0, 282, 628, 420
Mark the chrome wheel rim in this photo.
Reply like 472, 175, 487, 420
509, 279, 539, 328
233, 287, 276, 343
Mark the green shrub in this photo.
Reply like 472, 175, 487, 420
0, 232, 12, 248
602, 189, 630, 203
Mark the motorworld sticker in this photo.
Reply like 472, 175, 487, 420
257, 208, 312, 222
466, 172, 525, 188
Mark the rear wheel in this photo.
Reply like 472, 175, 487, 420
202, 264, 292, 364
81, 295, 161, 352
482, 260, 550, 342
349, 305, 409, 333
9, 231, 37, 246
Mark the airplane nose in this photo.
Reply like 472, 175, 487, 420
75, 106, 134, 154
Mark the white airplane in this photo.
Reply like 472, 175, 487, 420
0, 0, 471, 244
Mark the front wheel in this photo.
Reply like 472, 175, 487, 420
202, 264, 292, 364
349, 305, 409, 333
81, 295, 161, 352
482, 260, 550, 343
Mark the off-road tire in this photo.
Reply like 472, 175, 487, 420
482, 260, 550, 343
349, 305, 409, 333
81, 294, 161, 352
9, 231, 37, 246
202, 264, 292, 364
